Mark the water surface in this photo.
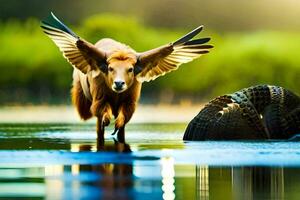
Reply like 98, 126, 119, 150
0, 123, 300, 200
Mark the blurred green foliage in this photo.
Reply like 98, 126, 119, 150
0, 14, 299, 104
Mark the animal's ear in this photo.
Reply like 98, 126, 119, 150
41, 12, 107, 75
89, 61, 107, 78
135, 26, 213, 82
133, 60, 143, 75
98, 60, 108, 74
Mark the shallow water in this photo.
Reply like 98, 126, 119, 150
0, 123, 300, 200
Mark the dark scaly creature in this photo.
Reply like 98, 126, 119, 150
183, 85, 300, 140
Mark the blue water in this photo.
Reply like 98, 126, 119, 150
0, 123, 300, 199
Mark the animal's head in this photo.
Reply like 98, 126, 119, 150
105, 51, 137, 93
41, 12, 213, 93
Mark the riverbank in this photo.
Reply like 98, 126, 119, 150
0, 104, 204, 123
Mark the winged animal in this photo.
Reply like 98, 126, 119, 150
41, 12, 213, 142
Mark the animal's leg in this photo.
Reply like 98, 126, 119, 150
114, 103, 136, 141
91, 100, 112, 126
115, 109, 125, 131
102, 104, 113, 127
92, 100, 113, 143
117, 127, 125, 143
96, 116, 105, 145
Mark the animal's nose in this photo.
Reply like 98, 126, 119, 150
114, 81, 125, 89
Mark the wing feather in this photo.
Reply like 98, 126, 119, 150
136, 26, 213, 82
41, 13, 105, 74
41, 24, 92, 73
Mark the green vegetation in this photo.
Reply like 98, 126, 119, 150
0, 14, 299, 104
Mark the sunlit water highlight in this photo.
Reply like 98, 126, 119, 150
0, 123, 300, 199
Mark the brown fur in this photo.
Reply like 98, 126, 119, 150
71, 39, 142, 142
71, 80, 92, 120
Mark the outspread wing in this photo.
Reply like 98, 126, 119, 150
136, 26, 213, 82
41, 12, 105, 74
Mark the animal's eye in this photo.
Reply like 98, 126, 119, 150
128, 68, 133, 73
108, 67, 114, 72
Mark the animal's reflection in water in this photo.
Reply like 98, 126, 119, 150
95, 134, 129, 150
79, 137, 131, 153
77, 140, 133, 200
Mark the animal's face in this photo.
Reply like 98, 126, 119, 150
106, 52, 137, 93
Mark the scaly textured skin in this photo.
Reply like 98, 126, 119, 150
183, 85, 300, 140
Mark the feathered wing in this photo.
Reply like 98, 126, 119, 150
41, 12, 106, 74
136, 26, 213, 82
